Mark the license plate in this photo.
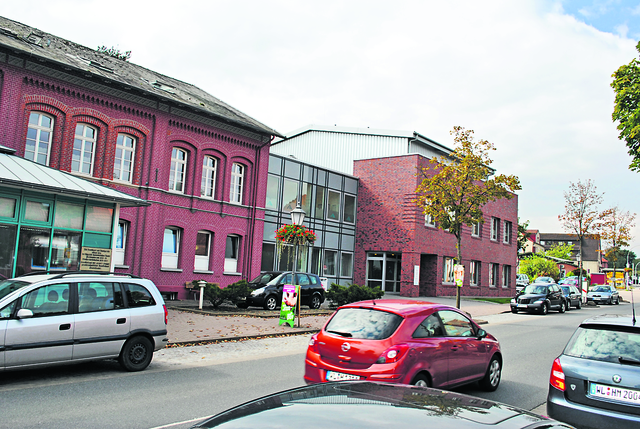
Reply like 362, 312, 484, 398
518, 304, 528, 308
590, 382, 640, 406
326, 371, 361, 382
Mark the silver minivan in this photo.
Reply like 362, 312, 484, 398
0, 272, 168, 372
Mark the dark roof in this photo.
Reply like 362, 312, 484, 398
0, 16, 282, 140
539, 233, 601, 262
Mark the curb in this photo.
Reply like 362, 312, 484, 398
166, 329, 320, 347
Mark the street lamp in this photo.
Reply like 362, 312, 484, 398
290, 202, 306, 327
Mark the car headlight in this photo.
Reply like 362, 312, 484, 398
510, 299, 516, 304
251, 287, 266, 296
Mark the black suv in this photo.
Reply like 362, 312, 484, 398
510, 283, 567, 315
237, 271, 325, 310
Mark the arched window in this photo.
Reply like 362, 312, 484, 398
169, 148, 187, 193
162, 227, 182, 269
25, 112, 54, 165
201, 156, 217, 198
114, 134, 136, 182
72, 124, 97, 175
230, 163, 244, 204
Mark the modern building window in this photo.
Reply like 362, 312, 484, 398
265, 175, 280, 210
489, 263, 499, 287
194, 230, 212, 271
341, 252, 353, 277
114, 134, 135, 182
471, 222, 481, 237
443, 257, 455, 283
162, 227, 181, 269
503, 221, 512, 244
230, 163, 244, 204
201, 156, 217, 198
25, 112, 54, 165
114, 220, 128, 266
72, 124, 97, 175
314, 186, 325, 219
282, 178, 298, 212
224, 235, 240, 273
502, 265, 511, 288
491, 217, 500, 241
169, 148, 187, 193
301, 182, 312, 216
324, 250, 337, 276
343, 194, 356, 223
470, 261, 480, 286
327, 190, 341, 221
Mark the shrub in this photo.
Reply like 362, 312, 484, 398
192, 279, 251, 308
326, 283, 384, 308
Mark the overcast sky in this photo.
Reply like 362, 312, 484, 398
2, 1, 640, 252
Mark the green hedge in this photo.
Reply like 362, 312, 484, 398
192, 279, 251, 308
326, 283, 384, 308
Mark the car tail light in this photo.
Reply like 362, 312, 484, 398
550, 358, 565, 391
376, 345, 408, 364
163, 304, 168, 325
308, 334, 319, 353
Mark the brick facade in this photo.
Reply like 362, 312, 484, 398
354, 155, 518, 297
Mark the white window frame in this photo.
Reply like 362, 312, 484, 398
443, 257, 455, 283
114, 133, 135, 182
503, 221, 512, 244
25, 112, 54, 165
502, 265, 511, 288
425, 214, 435, 227
162, 227, 181, 269
114, 220, 127, 266
72, 123, 97, 176
230, 163, 244, 204
169, 148, 187, 193
224, 235, 240, 273
201, 156, 218, 199
194, 230, 212, 272
491, 217, 500, 241
470, 261, 480, 286
489, 263, 498, 287
471, 222, 480, 237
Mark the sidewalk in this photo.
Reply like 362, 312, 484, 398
165, 296, 511, 346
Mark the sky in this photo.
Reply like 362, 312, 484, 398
1, 0, 640, 250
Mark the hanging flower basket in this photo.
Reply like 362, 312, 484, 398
275, 224, 317, 246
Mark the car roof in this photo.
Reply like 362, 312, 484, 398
580, 314, 640, 329
339, 299, 456, 317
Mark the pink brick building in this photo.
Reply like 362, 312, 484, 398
0, 17, 280, 299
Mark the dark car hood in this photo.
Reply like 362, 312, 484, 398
517, 293, 546, 300
192, 382, 572, 428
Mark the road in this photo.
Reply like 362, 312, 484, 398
0, 301, 632, 428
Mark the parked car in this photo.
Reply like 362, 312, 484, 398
304, 299, 502, 391
237, 271, 325, 310
559, 276, 579, 287
547, 314, 640, 429
511, 283, 567, 314
192, 381, 574, 428
0, 271, 168, 372
587, 285, 620, 305
515, 274, 530, 292
533, 276, 556, 284
560, 284, 582, 310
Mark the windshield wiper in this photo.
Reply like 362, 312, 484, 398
618, 356, 640, 366
327, 330, 352, 337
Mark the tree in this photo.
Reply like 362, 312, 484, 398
600, 206, 636, 282
605, 248, 637, 269
558, 179, 603, 290
546, 242, 574, 260
611, 41, 640, 171
517, 218, 530, 253
415, 126, 521, 308
519, 254, 560, 282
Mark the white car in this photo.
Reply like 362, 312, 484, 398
0, 272, 168, 372
515, 274, 530, 292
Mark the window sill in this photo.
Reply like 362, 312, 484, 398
115, 265, 130, 269
194, 270, 214, 274
470, 283, 479, 288
442, 281, 456, 286
223, 272, 242, 276
160, 268, 183, 272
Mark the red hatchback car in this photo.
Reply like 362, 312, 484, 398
304, 299, 502, 391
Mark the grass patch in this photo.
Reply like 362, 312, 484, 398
468, 297, 512, 304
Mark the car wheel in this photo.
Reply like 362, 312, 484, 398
615, 297, 620, 305
559, 301, 566, 313
411, 374, 431, 388
263, 295, 278, 311
480, 356, 501, 391
309, 294, 322, 309
236, 302, 249, 309
565, 300, 571, 311
576, 300, 581, 309
608, 298, 613, 305
540, 303, 548, 315
119, 336, 153, 372
511, 308, 518, 314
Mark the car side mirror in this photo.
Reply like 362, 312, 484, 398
477, 329, 487, 340
16, 308, 34, 319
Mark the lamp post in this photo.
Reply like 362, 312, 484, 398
290, 202, 306, 328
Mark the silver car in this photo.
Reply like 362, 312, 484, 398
0, 272, 168, 372
587, 285, 620, 305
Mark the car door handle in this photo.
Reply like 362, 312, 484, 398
116, 318, 126, 324
59, 323, 71, 331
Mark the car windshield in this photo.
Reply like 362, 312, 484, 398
534, 277, 552, 283
564, 326, 640, 363
324, 308, 404, 340
523, 285, 548, 294
560, 286, 570, 294
0, 279, 31, 300
249, 273, 280, 284
592, 286, 610, 292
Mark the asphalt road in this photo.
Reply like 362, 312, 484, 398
0, 301, 632, 429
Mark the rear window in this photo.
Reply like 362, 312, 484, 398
564, 326, 640, 363
324, 308, 403, 340
125, 283, 156, 307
